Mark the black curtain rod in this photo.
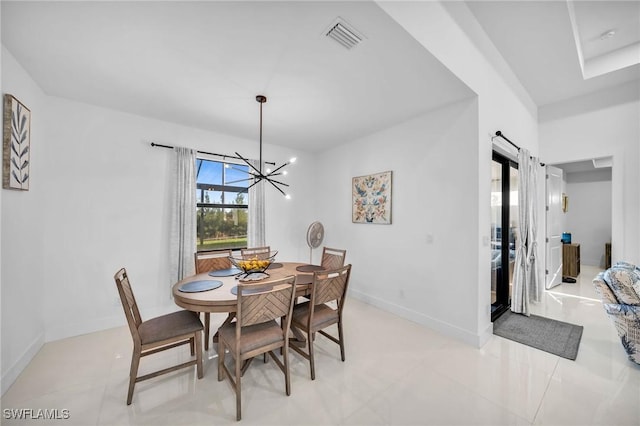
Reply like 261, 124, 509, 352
494, 131, 519, 151
493, 131, 545, 166
150, 142, 275, 166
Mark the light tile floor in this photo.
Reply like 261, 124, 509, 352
2, 265, 639, 425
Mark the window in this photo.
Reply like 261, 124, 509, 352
196, 158, 250, 251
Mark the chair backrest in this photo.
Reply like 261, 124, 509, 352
602, 265, 640, 306
114, 268, 143, 342
195, 249, 232, 273
320, 247, 347, 270
236, 276, 296, 327
311, 264, 352, 311
241, 246, 271, 260
593, 272, 619, 305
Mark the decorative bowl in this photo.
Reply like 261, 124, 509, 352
229, 250, 278, 280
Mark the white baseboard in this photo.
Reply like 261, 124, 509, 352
3, 303, 210, 396
1, 332, 44, 396
44, 304, 181, 342
350, 289, 487, 348
478, 321, 494, 347
45, 314, 125, 343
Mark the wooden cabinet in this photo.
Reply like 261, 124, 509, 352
563, 243, 580, 278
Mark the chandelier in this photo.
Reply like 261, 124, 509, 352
232, 95, 295, 198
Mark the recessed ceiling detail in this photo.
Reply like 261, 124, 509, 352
567, 0, 640, 80
325, 18, 363, 49
592, 157, 613, 168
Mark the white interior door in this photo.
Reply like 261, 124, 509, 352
546, 165, 563, 289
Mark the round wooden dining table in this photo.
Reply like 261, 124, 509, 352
172, 261, 317, 314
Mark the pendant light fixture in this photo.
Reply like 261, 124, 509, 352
233, 95, 295, 198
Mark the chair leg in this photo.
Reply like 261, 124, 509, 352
217, 339, 225, 381
204, 313, 210, 351
338, 321, 345, 362
235, 355, 242, 421
127, 347, 141, 405
308, 333, 316, 381
189, 337, 195, 356
195, 330, 203, 379
240, 358, 254, 376
284, 346, 291, 396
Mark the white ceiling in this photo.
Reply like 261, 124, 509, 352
465, 0, 640, 107
2, 1, 638, 153
0, 1, 473, 152
553, 157, 612, 173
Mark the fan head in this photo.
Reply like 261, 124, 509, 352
306, 221, 324, 249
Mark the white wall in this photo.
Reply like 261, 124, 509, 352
564, 171, 612, 267
378, 1, 538, 345
1, 46, 47, 394
1, 46, 316, 394
316, 98, 479, 343
540, 81, 640, 265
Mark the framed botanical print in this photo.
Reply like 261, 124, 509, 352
352, 170, 392, 224
3, 94, 31, 190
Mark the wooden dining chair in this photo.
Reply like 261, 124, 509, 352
290, 264, 351, 380
194, 249, 233, 350
217, 275, 297, 421
320, 247, 347, 269
195, 249, 232, 273
114, 268, 203, 405
240, 246, 271, 259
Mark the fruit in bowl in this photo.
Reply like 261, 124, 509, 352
236, 258, 271, 272
229, 250, 278, 280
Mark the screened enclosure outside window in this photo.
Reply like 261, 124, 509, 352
196, 158, 249, 251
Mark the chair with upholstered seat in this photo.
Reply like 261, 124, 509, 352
195, 249, 233, 350
320, 247, 347, 269
290, 264, 351, 380
217, 275, 296, 421
241, 246, 271, 259
114, 268, 203, 405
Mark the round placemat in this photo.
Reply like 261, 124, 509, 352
296, 264, 325, 272
230, 285, 269, 296
178, 280, 223, 293
267, 262, 283, 269
208, 268, 242, 277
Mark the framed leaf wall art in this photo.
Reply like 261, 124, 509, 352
352, 170, 392, 224
3, 94, 31, 190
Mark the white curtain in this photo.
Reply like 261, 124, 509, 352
247, 159, 265, 247
529, 160, 541, 304
169, 147, 197, 286
511, 148, 541, 315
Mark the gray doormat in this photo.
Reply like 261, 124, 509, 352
493, 310, 583, 360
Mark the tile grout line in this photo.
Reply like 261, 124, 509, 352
531, 357, 560, 424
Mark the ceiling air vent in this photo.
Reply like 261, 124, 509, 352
325, 18, 363, 50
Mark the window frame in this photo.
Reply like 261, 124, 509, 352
195, 156, 250, 252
